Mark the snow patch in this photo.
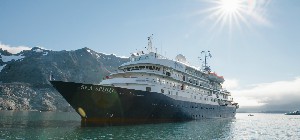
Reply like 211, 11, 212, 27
43, 52, 48, 56
33, 48, 43, 53
0, 64, 7, 72
116, 55, 129, 58
1, 54, 25, 62
86, 49, 94, 56
98, 52, 129, 59
86, 49, 102, 59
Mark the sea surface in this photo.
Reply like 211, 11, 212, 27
0, 111, 299, 140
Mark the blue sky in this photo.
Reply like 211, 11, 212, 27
1, 0, 300, 108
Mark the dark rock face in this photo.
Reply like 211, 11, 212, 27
0, 47, 129, 111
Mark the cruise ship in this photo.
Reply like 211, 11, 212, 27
50, 36, 239, 126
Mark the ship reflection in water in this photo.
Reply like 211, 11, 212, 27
0, 111, 299, 139
0, 111, 233, 139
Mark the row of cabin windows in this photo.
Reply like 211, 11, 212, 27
124, 66, 160, 72
148, 77, 220, 98
126, 66, 222, 97
125, 65, 211, 90
152, 103, 236, 113
125, 65, 214, 91
161, 88, 217, 102
156, 77, 212, 95
181, 75, 215, 91
151, 103, 227, 113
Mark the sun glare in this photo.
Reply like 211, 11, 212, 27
200, 0, 271, 34
220, 0, 241, 14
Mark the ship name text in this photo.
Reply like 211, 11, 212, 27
80, 85, 115, 93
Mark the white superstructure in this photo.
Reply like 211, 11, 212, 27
100, 35, 238, 109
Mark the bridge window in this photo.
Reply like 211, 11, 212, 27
139, 66, 145, 69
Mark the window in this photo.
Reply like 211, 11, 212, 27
157, 78, 160, 83
146, 87, 151, 92
166, 72, 171, 76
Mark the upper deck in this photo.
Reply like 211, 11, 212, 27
120, 52, 224, 84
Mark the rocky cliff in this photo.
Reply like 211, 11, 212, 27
0, 47, 129, 111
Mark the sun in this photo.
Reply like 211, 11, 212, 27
200, 0, 271, 34
219, 0, 242, 14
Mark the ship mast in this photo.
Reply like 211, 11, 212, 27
199, 51, 212, 72
147, 34, 153, 53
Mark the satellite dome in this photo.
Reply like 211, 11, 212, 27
175, 54, 186, 63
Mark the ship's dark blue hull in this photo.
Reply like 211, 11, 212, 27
50, 81, 236, 126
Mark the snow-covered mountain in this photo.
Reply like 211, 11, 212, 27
0, 47, 129, 111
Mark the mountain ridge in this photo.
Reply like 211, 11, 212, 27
0, 47, 129, 111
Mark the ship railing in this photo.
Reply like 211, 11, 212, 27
115, 69, 164, 76
185, 71, 209, 82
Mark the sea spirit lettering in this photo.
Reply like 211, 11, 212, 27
80, 85, 115, 93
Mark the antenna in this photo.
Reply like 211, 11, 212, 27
199, 51, 212, 72
147, 34, 153, 52
160, 41, 163, 55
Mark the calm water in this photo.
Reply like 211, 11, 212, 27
0, 111, 299, 140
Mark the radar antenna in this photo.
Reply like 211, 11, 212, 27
147, 34, 153, 53
198, 51, 212, 72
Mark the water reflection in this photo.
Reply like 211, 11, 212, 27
0, 111, 236, 139
1, 111, 299, 139
71, 118, 235, 139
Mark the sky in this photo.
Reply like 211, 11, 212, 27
1, 0, 300, 110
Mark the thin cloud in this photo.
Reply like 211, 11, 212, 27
223, 78, 239, 90
231, 77, 300, 109
0, 42, 31, 54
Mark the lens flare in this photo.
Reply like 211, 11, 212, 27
199, 0, 271, 34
